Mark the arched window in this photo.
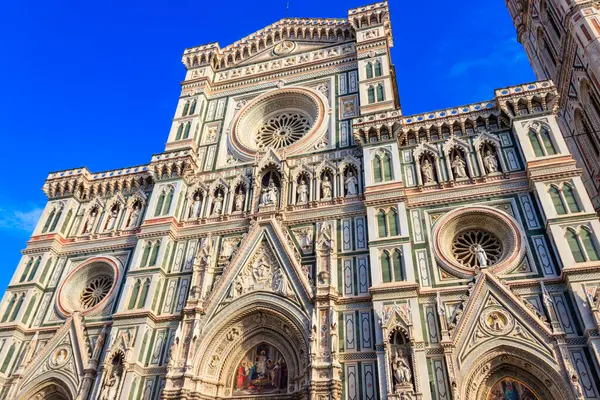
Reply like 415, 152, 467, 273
176, 124, 184, 140
154, 192, 165, 217
377, 211, 387, 238
0, 344, 15, 373
138, 332, 149, 363
1, 295, 16, 323
28, 258, 41, 281
529, 130, 545, 157
367, 87, 375, 104
22, 295, 37, 325
60, 209, 73, 234
392, 250, 403, 281
381, 251, 392, 283
183, 122, 191, 139
140, 242, 152, 267
137, 279, 151, 309
374, 60, 382, 77
567, 229, 586, 262
581, 228, 600, 261
388, 209, 399, 236
182, 102, 190, 116
376, 84, 384, 102
563, 185, 581, 213
541, 129, 556, 155
41, 209, 55, 233
49, 207, 62, 232
149, 242, 160, 266
366, 62, 373, 79
39, 258, 53, 284
189, 100, 197, 115
20, 259, 33, 283
163, 189, 174, 215
549, 186, 567, 215
383, 153, 393, 181
373, 156, 383, 183
9, 295, 24, 322
128, 280, 141, 310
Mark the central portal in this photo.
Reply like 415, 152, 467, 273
487, 378, 540, 400
233, 342, 289, 397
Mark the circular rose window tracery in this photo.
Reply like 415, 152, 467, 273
452, 230, 503, 268
256, 112, 311, 149
80, 275, 113, 309
57, 258, 118, 316
230, 87, 329, 158
432, 206, 525, 278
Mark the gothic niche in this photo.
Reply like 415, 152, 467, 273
389, 330, 415, 397
481, 143, 501, 174
125, 199, 143, 228
233, 185, 246, 213
232, 343, 289, 396
419, 154, 437, 185
449, 148, 468, 180
296, 174, 310, 205
212, 188, 225, 216
189, 190, 204, 219
99, 352, 125, 400
259, 170, 281, 208
320, 170, 333, 200
82, 205, 100, 234
343, 167, 359, 197
104, 203, 120, 231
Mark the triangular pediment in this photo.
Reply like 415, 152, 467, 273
203, 218, 313, 318
451, 272, 556, 369
19, 315, 88, 394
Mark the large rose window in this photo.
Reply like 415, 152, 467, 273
230, 87, 329, 158
57, 258, 118, 316
431, 206, 525, 277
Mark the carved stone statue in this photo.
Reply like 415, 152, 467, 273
190, 192, 202, 219
100, 370, 121, 400
83, 207, 98, 234
421, 159, 435, 183
483, 150, 499, 173
105, 206, 119, 231
298, 228, 312, 250
345, 171, 358, 197
127, 203, 142, 228
451, 155, 467, 178
234, 191, 245, 212
272, 267, 292, 296
212, 193, 223, 216
297, 179, 309, 204
321, 175, 332, 200
220, 238, 237, 260
474, 244, 488, 267
260, 179, 279, 207
392, 352, 412, 385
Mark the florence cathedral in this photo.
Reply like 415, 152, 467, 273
3, 1, 600, 400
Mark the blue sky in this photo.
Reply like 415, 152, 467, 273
0, 0, 535, 292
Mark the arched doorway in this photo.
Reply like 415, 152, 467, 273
486, 377, 540, 400
17, 379, 73, 400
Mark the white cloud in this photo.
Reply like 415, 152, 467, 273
0, 204, 44, 234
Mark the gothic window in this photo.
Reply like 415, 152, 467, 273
567, 227, 600, 262
22, 295, 37, 325
154, 187, 174, 217
128, 279, 141, 310
1, 295, 16, 323
189, 99, 197, 115
366, 62, 373, 79
176, 124, 184, 140
27, 258, 41, 282
380, 249, 403, 283
392, 250, 403, 281
8, 295, 24, 322
529, 130, 545, 157
137, 278, 151, 309
60, 209, 73, 235
388, 209, 399, 236
541, 129, 556, 155
0, 344, 15, 373
140, 242, 152, 267
149, 241, 161, 266
549, 186, 567, 215
378, 210, 387, 238
182, 101, 190, 117
383, 153, 393, 180
376, 84, 385, 102
19, 259, 33, 283
373, 151, 393, 183
563, 185, 581, 213
381, 251, 392, 283
373, 155, 383, 183
128, 278, 151, 310
183, 122, 191, 139
529, 126, 556, 157
39, 258, 53, 284
374, 60, 382, 77
367, 86, 375, 104
41, 209, 55, 233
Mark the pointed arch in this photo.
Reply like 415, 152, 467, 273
567, 228, 585, 262
381, 251, 392, 283
549, 185, 567, 215
580, 227, 600, 261
377, 210, 387, 238
563, 184, 580, 213
388, 209, 399, 236
128, 280, 141, 310
366, 62, 373, 79
528, 129, 545, 157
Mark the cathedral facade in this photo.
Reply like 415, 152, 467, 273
2, 2, 600, 400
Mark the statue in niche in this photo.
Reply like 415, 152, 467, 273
190, 192, 202, 219
451, 154, 467, 178
297, 179, 309, 204
126, 202, 142, 228
392, 352, 412, 386
100, 370, 120, 400
260, 179, 279, 207
83, 207, 98, 234
298, 228, 312, 250
105, 205, 119, 231
321, 175, 332, 200
483, 149, 499, 173
212, 193, 224, 216
474, 244, 488, 268
220, 238, 238, 260
234, 191, 245, 212
421, 158, 435, 184
272, 267, 292, 296
345, 171, 358, 197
